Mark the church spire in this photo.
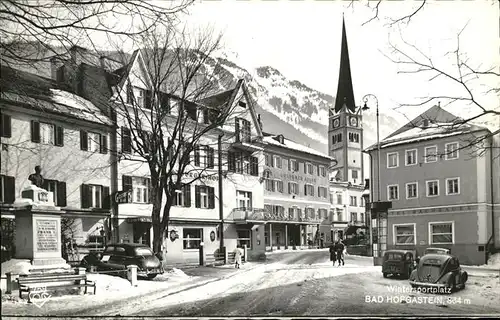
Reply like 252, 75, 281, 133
334, 17, 356, 113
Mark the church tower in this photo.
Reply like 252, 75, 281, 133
329, 17, 364, 184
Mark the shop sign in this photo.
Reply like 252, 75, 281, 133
115, 190, 132, 204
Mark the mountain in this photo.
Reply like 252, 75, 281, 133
200, 54, 402, 155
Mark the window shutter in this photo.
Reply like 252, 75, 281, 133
250, 156, 258, 176
304, 185, 307, 196
195, 185, 201, 208
145, 90, 152, 109
207, 147, 215, 168
288, 159, 291, 171
102, 186, 110, 209
194, 145, 200, 166
122, 175, 133, 192
208, 187, 215, 209
80, 130, 88, 151
184, 184, 191, 207
298, 208, 302, 219
54, 126, 64, 146
228, 151, 235, 172
265, 154, 269, 166
203, 109, 209, 124
288, 182, 292, 194
121, 127, 132, 154
31, 120, 40, 143
4, 176, 15, 204
1, 114, 12, 138
318, 186, 320, 197
160, 93, 170, 113
56, 181, 67, 207
81, 184, 91, 209
100, 134, 108, 154
147, 179, 152, 204
172, 186, 177, 206
235, 118, 240, 142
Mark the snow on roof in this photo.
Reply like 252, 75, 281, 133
263, 135, 333, 160
366, 122, 488, 151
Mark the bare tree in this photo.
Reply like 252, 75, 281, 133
102, 25, 260, 261
384, 26, 500, 157
0, 0, 194, 71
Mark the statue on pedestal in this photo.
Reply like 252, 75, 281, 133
28, 166, 44, 188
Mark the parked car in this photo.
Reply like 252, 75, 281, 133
409, 254, 468, 293
424, 247, 451, 255
80, 243, 163, 279
382, 249, 416, 279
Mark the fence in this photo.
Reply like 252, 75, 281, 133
200, 245, 247, 267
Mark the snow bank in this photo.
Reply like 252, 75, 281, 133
266, 248, 329, 255
467, 253, 500, 269
1, 259, 32, 276
153, 268, 191, 282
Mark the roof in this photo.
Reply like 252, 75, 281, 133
107, 243, 150, 248
365, 105, 490, 151
199, 88, 237, 109
1, 66, 112, 126
385, 249, 414, 254
263, 134, 334, 161
334, 17, 356, 114
421, 254, 452, 262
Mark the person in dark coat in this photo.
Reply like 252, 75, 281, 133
334, 240, 345, 266
329, 243, 337, 266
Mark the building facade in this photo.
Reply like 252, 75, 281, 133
365, 105, 500, 265
0, 65, 113, 260
258, 134, 332, 250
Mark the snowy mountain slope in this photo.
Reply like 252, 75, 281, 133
201, 55, 402, 155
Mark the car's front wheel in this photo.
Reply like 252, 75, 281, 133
446, 277, 456, 293
383, 273, 388, 278
147, 274, 158, 279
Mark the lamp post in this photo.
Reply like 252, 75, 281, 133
361, 179, 371, 255
362, 94, 385, 264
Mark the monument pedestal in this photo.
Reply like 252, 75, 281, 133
13, 185, 69, 268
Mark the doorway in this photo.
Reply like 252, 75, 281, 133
133, 223, 151, 247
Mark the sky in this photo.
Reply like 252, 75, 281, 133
180, 0, 499, 126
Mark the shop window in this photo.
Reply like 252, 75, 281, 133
183, 228, 203, 249
237, 229, 252, 250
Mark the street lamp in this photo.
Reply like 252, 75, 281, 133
362, 94, 388, 265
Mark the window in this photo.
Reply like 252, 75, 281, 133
445, 142, 459, 160
304, 184, 314, 196
348, 132, 360, 143
350, 196, 357, 206
183, 228, 202, 250
387, 152, 399, 168
429, 222, 454, 244
319, 166, 326, 177
274, 156, 282, 169
405, 149, 417, 166
238, 101, 247, 108
330, 193, 334, 204
229, 152, 258, 175
288, 182, 299, 195
1, 113, 12, 138
195, 186, 214, 209
337, 194, 343, 205
360, 213, 364, 223
352, 170, 358, 180
318, 187, 327, 198
318, 208, 328, 220
305, 207, 315, 219
394, 224, 416, 245
81, 184, 110, 209
80, 130, 107, 154
387, 185, 399, 200
272, 205, 285, 217
265, 178, 274, 192
237, 229, 252, 249
289, 207, 299, 220
122, 176, 150, 204
306, 163, 313, 174
194, 145, 215, 168
360, 197, 364, 207
236, 117, 251, 143
406, 182, 418, 199
290, 159, 299, 172
336, 210, 342, 221
350, 212, 357, 223
0, 175, 15, 204
275, 180, 284, 193
43, 179, 67, 207
425, 146, 438, 163
265, 154, 271, 166
426, 180, 439, 197
30, 121, 64, 146
121, 127, 132, 154
236, 190, 252, 209
446, 178, 460, 195
173, 184, 191, 207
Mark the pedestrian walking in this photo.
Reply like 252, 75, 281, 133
334, 239, 345, 266
233, 245, 243, 269
329, 243, 337, 266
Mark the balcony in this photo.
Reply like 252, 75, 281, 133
232, 136, 264, 153
348, 221, 366, 227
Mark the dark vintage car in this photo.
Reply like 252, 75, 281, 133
424, 247, 451, 255
409, 254, 468, 293
81, 243, 163, 279
382, 250, 416, 279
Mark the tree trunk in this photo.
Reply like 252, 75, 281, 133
151, 186, 165, 264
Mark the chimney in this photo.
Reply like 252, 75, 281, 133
422, 119, 429, 128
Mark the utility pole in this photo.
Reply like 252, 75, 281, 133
218, 134, 224, 251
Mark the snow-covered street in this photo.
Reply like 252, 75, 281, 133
3, 249, 499, 317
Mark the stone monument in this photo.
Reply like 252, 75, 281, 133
13, 166, 68, 268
